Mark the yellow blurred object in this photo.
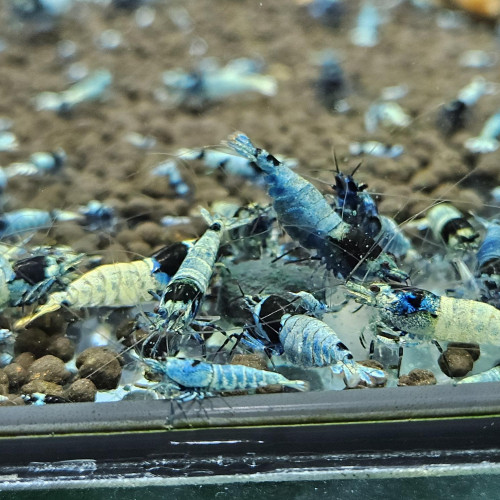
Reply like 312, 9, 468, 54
451, 0, 500, 18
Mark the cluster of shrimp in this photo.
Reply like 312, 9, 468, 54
2, 131, 500, 405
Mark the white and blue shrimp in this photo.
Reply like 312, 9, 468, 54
3, 149, 66, 179
364, 101, 411, 133
437, 77, 493, 136
349, 141, 404, 159
78, 200, 117, 232
465, 110, 500, 154
350, 0, 381, 48
224, 132, 407, 282
405, 203, 479, 251
240, 293, 384, 388
140, 357, 307, 401
458, 365, 500, 384
35, 69, 113, 114
346, 281, 500, 346
475, 221, 500, 307
14, 241, 191, 329
150, 160, 190, 196
0, 208, 80, 239
162, 57, 277, 109
147, 210, 228, 336
0, 131, 18, 153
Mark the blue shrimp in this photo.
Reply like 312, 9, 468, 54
0, 209, 80, 239
332, 164, 416, 260
3, 149, 66, 178
140, 357, 307, 401
242, 300, 385, 388
349, 141, 404, 158
78, 200, 117, 231
365, 101, 411, 133
475, 221, 500, 307
350, 0, 381, 48
314, 50, 349, 112
35, 69, 113, 113
346, 282, 500, 346
306, 0, 346, 28
224, 132, 407, 281
162, 58, 277, 109
458, 365, 500, 384
437, 77, 493, 136
465, 110, 500, 154
332, 164, 381, 238
0, 132, 19, 152
406, 203, 479, 250
150, 160, 190, 196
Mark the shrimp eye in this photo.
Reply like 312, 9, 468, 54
210, 222, 222, 231
369, 285, 380, 293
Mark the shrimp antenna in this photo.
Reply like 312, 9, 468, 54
333, 149, 340, 174
351, 161, 363, 177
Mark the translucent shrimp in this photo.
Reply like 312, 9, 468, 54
14, 241, 190, 329
140, 357, 307, 401
346, 282, 500, 346
224, 132, 407, 281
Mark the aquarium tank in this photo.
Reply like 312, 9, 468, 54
1, 0, 500, 497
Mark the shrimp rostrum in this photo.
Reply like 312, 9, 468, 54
224, 132, 407, 282
346, 282, 500, 346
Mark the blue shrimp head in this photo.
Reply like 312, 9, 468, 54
346, 282, 440, 333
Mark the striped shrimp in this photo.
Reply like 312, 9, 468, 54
224, 132, 407, 282
242, 294, 385, 388
346, 282, 500, 346
14, 241, 191, 329
140, 357, 307, 401
405, 203, 479, 251
146, 209, 233, 338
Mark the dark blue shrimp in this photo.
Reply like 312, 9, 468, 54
224, 132, 407, 281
